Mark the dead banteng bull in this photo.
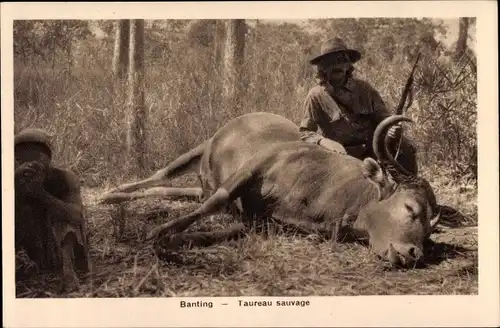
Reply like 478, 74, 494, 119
101, 112, 441, 268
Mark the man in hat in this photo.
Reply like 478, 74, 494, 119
15, 128, 90, 291
299, 37, 418, 174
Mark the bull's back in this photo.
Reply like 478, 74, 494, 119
205, 112, 301, 187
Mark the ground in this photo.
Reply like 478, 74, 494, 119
15, 173, 478, 298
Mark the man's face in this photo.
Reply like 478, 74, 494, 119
318, 53, 353, 87
15, 143, 51, 169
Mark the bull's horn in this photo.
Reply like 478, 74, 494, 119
429, 210, 441, 231
372, 115, 414, 178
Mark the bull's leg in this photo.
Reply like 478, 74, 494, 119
155, 223, 248, 256
99, 187, 203, 205
103, 139, 208, 195
60, 232, 80, 291
271, 214, 359, 242
145, 189, 233, 240
270, 216, 336, 240
146, 169, 254, 241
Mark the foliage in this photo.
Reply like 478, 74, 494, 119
13, 18, 477, 187
14, 20, 92, 65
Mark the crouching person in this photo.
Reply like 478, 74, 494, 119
299, 37, 418, 175
15, 128, 91, 291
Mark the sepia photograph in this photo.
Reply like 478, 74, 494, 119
2, 1, 498, 327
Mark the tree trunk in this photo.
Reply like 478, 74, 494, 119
453, 17, 469, 61
212, 20, 226, 110
222, 19, 246, 115
126, 19, 146, 177
112, 20, 130, 79
213, 20, 225, 75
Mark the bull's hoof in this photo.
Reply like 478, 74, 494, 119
145, 219, 186, 241
98, 192, 131, 205
153, 234, 186, 263
155, 233, 185, 250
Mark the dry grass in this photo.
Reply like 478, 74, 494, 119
13, 19, 478, 298
15, 173, 478, 298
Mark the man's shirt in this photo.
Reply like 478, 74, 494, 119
299, 77, 392, 147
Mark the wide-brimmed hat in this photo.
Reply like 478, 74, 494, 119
309, 37, 362, 65
15, 128, 53, 158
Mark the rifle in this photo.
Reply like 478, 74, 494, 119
393, 52, 421, 159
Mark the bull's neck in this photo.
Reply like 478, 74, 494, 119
319, 171, 379, 240
322, 171, 380, 215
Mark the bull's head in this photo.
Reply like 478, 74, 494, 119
354, 115, 441, 268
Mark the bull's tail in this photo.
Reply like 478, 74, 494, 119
104, 138, 210, 194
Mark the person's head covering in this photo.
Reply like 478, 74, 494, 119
309, 37, 362, 65
15, 128, 53, 158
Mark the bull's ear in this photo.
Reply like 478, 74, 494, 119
362, 158, 384, 183
362, 158, 391, 200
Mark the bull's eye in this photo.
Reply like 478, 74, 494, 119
404, 204, 417, 219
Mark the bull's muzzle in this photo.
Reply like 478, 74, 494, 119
387, 243, 424, 268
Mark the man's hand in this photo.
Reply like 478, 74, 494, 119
387, 124, 402, 140
319, 138, 347, 155
15, 161, 47, 198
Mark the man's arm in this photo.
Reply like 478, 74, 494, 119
299, 86, 348, 154
38, 170, 84, 227
299, 87, 326, 145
